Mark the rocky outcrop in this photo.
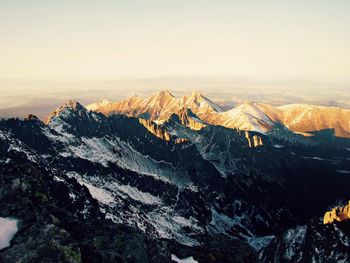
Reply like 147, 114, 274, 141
24, 114, 39, 121
324, 201, 350, 224
45, 100, 84, 124
245, 131, 263, 148
174, 138, 189, 144
261, 219, 350, 262
139, 118, 171, 141
175, 107, 206, 131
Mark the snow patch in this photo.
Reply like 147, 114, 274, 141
147, 209, 203, 246
171, 254, 198, 263
83, 182, 115, 205
112, 182, 162, 205
68, 174, 115, 205
0, 217, 18, 250
208, 207, 252, 237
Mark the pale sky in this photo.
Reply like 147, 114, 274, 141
0, 0, 350, 82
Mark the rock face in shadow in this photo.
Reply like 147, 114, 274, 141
0, 160, 257, 263
261, 219, 350, 263
324, 201, 350, 224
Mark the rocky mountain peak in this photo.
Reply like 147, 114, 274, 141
149, 90, 175, 102
84, 91, 350, 138
183, 91, 223, 114
324, 201, 350, 224
190, 90, 204, 99
45, 99, 86, 125
159, 89, 174, 96
24, 114, 40, 121
144, 90, 175, 104
63, 99, 84, 110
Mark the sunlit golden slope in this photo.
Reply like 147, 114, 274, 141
277, 104, 350, 138
214, 102, 279, 133
87, 90, 350, 138
324, 201, 350, 224
138, 118, 171, 141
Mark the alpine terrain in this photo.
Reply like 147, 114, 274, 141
1, 91, 350, 263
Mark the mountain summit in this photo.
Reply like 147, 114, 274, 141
46, 99, 86, 125
87, 91, 350, 138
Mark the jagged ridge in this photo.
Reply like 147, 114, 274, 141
87, 90, 350, 138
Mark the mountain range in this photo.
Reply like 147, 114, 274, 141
87, 90, 350, 138
0, 91, 350, 262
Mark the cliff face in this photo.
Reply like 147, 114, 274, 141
138, 118, 171, 141
261, 218, 350, 263
324, 201, 350, 224
244, 131, 264, 148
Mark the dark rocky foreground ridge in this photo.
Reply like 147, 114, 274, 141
0, 160, 257, 262
0, 100, 350, 262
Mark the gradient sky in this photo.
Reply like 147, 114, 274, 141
0, 0, 350, 82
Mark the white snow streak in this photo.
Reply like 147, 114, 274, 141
171, 254, 198, 263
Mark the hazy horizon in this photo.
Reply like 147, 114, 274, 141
1, 1, 349, 118
1, 77, 349, 120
